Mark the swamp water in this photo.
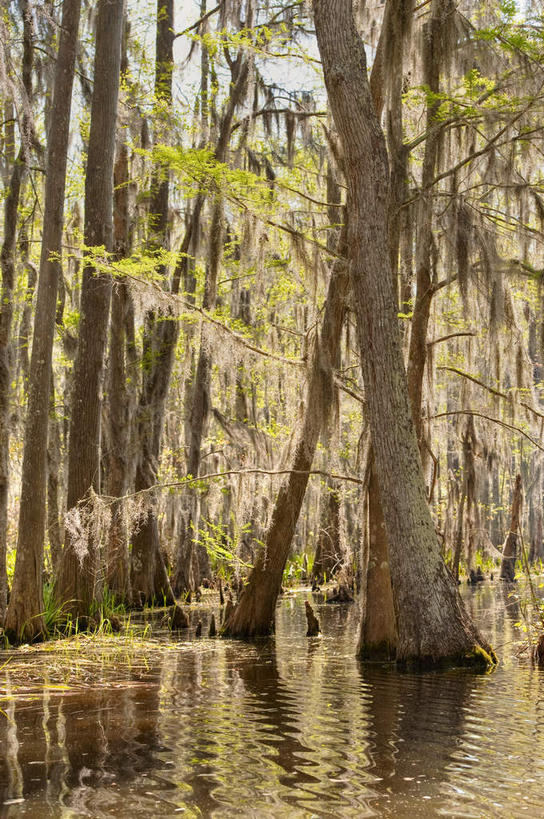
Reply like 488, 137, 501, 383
1, 584, 543, 818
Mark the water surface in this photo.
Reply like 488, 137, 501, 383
1, 584, 543, 817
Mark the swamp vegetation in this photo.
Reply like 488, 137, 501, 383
2, 0, 544, 813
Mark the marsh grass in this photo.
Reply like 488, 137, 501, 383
0, 587, 224, 709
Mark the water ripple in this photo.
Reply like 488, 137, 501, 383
2, 586, 544, 816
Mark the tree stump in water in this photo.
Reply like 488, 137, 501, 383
170, 604, 189, 630
224, 595, 235, 625
195, 619, 202, 638
500, 474, 522, 582
305, 600, 320, 636
209, 613, 217, 637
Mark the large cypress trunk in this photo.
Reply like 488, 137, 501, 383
313, 0, 495, 668
54, 0, 124, 619
4, 0, 78, 641
357, 0, 410, 657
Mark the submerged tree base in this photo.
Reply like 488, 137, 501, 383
357, 639, 497, 672
396, 643, 498, 673
358, 639, 397, 662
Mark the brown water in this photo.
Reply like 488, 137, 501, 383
1, 584, 543, 818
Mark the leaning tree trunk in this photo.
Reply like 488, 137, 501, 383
313, 0, 495, 668
223, 231, 349, 638
1, 2, 35, 631
54, 0, 124, 619
500, 473, 522, 582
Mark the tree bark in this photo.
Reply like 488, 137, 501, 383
358, 0, 411, 660
47, 376, 63, 576
313, 0, 495, 668
1, 2, 37, 632
105, 21, 132, 602
500, 473, 522, 582
54, 0, 124, 619
16, 226, 36, 392
406, 0, 445, 455
312, 480, 342, 581
357, 458, 397, 659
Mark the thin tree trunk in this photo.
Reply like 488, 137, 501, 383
47, 377, 63, 575
129, 0, 176, 606
500, 473, 522, 582
130, 202, 203, 604
312, 480, 342, 580
1, 2, 35, 629
406, 0, 445, 455
16, 223, 36, 391
314, 0, 495, 668
105, 23, 131, 602
54, 0, 123, 619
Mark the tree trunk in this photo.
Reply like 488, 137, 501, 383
47, 376, 63, 576
406, 0, 445, 456
500, 473, 522, 582
358, 0, 412, 660
223, 232, 349, 638
1, 2, 36, 632
16, 227, 36, 392
357, 458, 397, 659
54, 0, 123, 619
129, 0, 177, 606
312, 480, 342, 581
313, 0, 495, 668
105, 25, 132, 602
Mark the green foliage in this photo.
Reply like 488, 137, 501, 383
42, 582, 75, 637
146, 145, 277, 216
196, 518, 254, 576
283, 553, 312, 587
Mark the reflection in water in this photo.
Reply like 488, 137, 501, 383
362, 667, 475, 817
1, 585, 544, 817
